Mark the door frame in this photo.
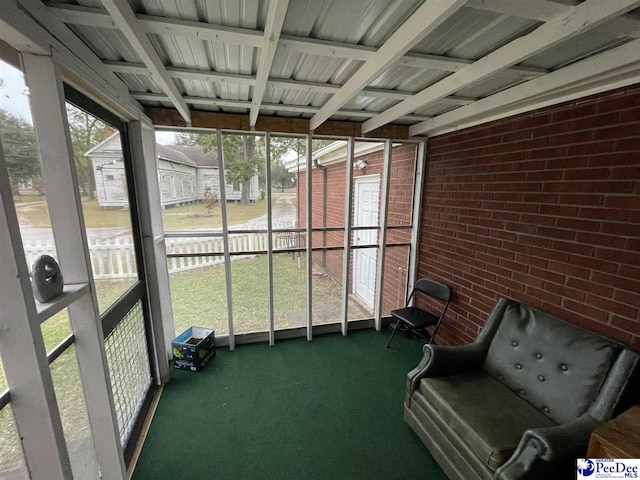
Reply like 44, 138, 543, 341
352, 174, 380, 307
64, 85, 158, 466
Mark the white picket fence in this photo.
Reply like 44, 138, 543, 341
22, 222, 298, 280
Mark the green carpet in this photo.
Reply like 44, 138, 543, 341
132, 329, 446, 480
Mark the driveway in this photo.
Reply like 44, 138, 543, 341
18, 194, 299, 244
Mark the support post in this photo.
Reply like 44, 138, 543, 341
128, 120, 172, 382
265, 133, 275, 345
373, 140, 392, 330
407, 141, 427, 304
0, 142, 72, 480
216, 130, 234, 350
305, 134, 313, 340
340, 138, 355, 335
22, 52, 127, 480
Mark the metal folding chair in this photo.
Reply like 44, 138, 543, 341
385, 278, 451, 348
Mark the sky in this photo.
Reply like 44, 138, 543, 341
0, 60, 33, 123
0, 58, 181, 147
155, 130, 178, 145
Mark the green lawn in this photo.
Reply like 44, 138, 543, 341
169, 254, 368, 336
13, 193, 45, 203
16, 198, 268, 230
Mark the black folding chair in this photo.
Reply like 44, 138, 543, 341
385, 278, 451, 349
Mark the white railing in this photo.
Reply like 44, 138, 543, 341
22, 221, 298, 279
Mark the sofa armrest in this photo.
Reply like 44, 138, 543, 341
494, 414, 598, 480
406, 343, 486, 405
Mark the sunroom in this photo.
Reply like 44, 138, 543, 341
0, 1, 639, 479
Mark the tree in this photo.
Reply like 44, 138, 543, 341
0, 109, 40, 191
176, 133, 264, 206
202, 185, 218, 216
271, 160, 295, 192
66, 104, 109, 199
175, 133, 334, 204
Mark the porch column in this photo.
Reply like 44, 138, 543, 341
0, 143, 72, 480
407, 141, 427, 302
373, 140, 392, 330
22, 52, 127, 480
128, 120, 173, 382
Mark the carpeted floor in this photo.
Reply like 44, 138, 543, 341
132, 329, 446, 480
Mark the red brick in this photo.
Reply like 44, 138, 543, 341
584, 294, 638, 319
613, 290, 640, 310
610, 316, 639, 333
576, 233, 626, 250
419, 87, 640, 349
569, 254, 618, 273
604, 195, 640, 209
557, 194, 604, 206
555, 218, 599, 232
563, 168, 610, 180
536, 227, 576, 241
591, 272, 640, 294
547, 260, 590, 279
563, 299, 608, 322
567, 278, 614, 298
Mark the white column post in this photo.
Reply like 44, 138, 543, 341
22, 52, 127, 480
305, 134, 313, 340
407, 141, 427, 304
265, 133, 275, 345
128, 120, 172, 382
216, 130, 235, 349
0, 142, 72, 480
373, 140, 392, 330
340, 138, 355, 335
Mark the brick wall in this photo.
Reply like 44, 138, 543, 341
418, 85, 640, 351
297, 144, 417, 315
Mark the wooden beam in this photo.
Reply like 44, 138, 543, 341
48, 3, 547, 78
99, 0, 191, 123
3, 0, 144, 120
23, 53, 128, 480
145, 107, 410, 139
0, 1, 48, 55
469, 0, 640, 37
363, 0, 640, 133
0, 145, 72, 480
18, 0, 132, 99
467, 0, 568, 22
131, 92, 432, 121
250, 0, 290, 126
309, 0, 468, 130
0, 38, 21, 69
106, 59, 477, 104
409, 37, 640, 136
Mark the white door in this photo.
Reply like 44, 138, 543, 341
353, 176, 380, 309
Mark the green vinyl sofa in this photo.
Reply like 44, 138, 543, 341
405, 298, 639, 480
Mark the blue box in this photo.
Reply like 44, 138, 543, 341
172, 327, 216, 372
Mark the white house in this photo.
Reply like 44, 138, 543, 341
86, 133, 259, 207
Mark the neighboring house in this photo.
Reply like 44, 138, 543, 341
86, 133, 259, 207
286, 141, 417, 315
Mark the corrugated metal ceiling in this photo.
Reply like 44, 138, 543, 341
44, 0, 640, 127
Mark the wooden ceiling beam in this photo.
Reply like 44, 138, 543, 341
146, 107, 410, 140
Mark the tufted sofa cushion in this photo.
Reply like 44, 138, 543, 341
483, 302, 621, 424
419, 372, 556, 471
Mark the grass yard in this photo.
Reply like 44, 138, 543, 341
169, 254, 368, 335
16, 198, 269, 231
13, 193, 45, 203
